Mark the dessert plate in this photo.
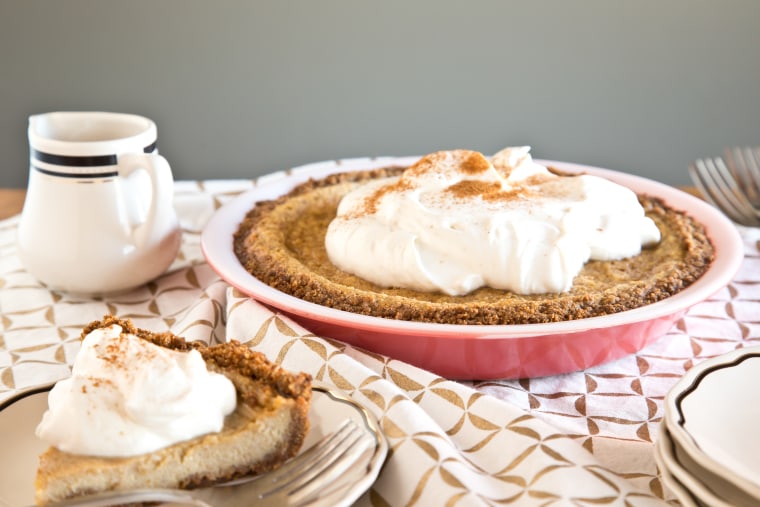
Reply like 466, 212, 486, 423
664, 346, 760, 505
656, 423, 732, 507
201, 156, 744, 379
0, 382, 387, 507
654, 432, 700, 507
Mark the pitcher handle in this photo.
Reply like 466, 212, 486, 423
118, 152, 177, 247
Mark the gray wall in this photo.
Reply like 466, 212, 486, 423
2, 1, 759, 189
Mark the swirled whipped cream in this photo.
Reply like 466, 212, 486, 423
325, 146, 661, 296
35, 324, 236, 457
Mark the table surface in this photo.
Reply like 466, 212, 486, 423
0, 188, 24, 220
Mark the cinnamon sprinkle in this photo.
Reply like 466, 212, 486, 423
355, 150, 508, 214
445, 180, 535, 201
460, 152, 491, 174
339, 150, 573, 218
404, 149, 489, 178
97, 332, 158, 373
359, 178, 414, 216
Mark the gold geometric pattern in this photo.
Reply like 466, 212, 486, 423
1, 179, 757, 506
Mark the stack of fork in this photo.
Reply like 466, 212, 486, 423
690, 147, 760, 227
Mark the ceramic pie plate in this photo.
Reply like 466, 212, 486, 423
664, 346, 760, 504
0, 382, 386, 507
201, 156, 744, 379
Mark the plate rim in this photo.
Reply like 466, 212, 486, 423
656, 423, 729, 507
664, 345, 760, 500
201, 156, 744, 339
654, 427, 701, 507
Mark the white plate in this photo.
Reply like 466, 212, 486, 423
664, 346, 760, 504
0, 383, 387, 507
656, 423, 732, 507
654, 437, 700, 507
201, 156, 744, 379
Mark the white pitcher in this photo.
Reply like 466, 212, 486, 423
17, 111, 182, 294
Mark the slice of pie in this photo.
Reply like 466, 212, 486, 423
35, 316, 312, 506
233, 165, 714, 325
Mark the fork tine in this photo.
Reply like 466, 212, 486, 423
258, 419, 371, 500
741, 147, 760, 201
736, 146, 760, 183
689, 161, 720, 211
690, 159, 758, 225
270, 427, 375, 504
690, 159, 739, 218
726, 147, 760, 204
255, 418, 359, 489
712, 157, 760, 220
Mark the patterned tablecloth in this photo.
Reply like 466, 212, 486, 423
1, 179, 758, 506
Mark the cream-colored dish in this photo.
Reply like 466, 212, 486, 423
0, 383, 386, 507
654, 433, 699, 507
664, 346, 760, 505
656, 423, 732, 507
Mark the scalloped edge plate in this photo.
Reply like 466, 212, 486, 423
664, 346, 760, 505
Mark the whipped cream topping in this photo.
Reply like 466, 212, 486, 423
325, 146, 661, 296
36, 324, 236, 457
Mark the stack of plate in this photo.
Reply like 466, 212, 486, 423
658, 346, 760, 506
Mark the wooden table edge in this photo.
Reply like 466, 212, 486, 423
0, 188, 25, 220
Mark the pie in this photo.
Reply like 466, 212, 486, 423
35, 316, 312, 505
233, 165, 715, 325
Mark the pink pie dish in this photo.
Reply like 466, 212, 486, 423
201, 157, 744, 380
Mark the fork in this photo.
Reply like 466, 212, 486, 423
689, 153, 760, 227
724, 146, 760, 207
44, 419, 375, 507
